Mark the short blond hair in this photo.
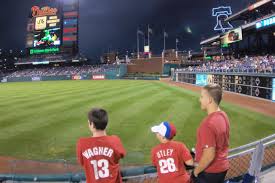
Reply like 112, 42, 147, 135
203, 84, 223, 105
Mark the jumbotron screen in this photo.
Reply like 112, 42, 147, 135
26, 5, 62, 53
33, 28, 61, 47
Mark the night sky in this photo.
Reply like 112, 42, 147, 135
0, 0, 255, 59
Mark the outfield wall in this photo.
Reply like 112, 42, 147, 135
174, 71, 275, 101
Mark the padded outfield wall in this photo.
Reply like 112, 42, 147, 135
174, 71, 275, 101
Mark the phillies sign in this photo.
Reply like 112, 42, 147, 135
32, 6, 58, 17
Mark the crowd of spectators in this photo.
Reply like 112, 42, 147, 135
6, 65, 120, 78
178, 56, 275, 73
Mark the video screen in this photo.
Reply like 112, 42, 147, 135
221, 27, 243, 44
33, 28, 61, 47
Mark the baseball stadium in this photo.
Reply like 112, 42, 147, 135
0, 0, 275, 183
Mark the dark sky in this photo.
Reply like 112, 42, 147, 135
0, 0, 255, 59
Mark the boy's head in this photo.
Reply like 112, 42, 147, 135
151, 122, 177, 143
88, 108, 108, 131
200, 84, 223, 111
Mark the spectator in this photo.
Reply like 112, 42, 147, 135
151, 121, 194, 183
76, 108, 126, 183
6, 65, 120, 78
178, 56, 275, 73
191, 84, 230, 183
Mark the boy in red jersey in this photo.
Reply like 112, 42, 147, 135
151, 121, 194, 183
76, 108, 126, 183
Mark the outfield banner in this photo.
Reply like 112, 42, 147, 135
92, 74, 105, 80
32, 76, 41, 81
72, 75, 82, 80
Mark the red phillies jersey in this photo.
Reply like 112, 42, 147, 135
195, 111, 230, 173
77, 135, 126, 183
151, 141, 192, 183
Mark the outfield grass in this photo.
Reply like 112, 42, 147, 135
0, 80, 274, 165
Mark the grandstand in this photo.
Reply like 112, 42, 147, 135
178, 55, 275, 73
6, 65, 120, 78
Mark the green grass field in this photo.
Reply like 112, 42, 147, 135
0, 80, 274, 165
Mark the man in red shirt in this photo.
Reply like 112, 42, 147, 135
151, 121, 194, 183
76, 108, 126, 183
192, 84, 230, 183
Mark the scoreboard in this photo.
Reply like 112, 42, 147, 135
26, 5, 62, 55
25, 0, 79, 57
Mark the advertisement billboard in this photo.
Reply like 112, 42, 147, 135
72, 75, 82, 80
32, 77, 41, 81
35, 16, 47, 30
30, 47, 59, 55
221, 27, 242, 44
196, 74, 208, 86
92, 75, 105, 80
256, 16, 275, 29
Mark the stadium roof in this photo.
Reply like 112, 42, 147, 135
225, 0, 274, 22
200, 35, 220, 45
